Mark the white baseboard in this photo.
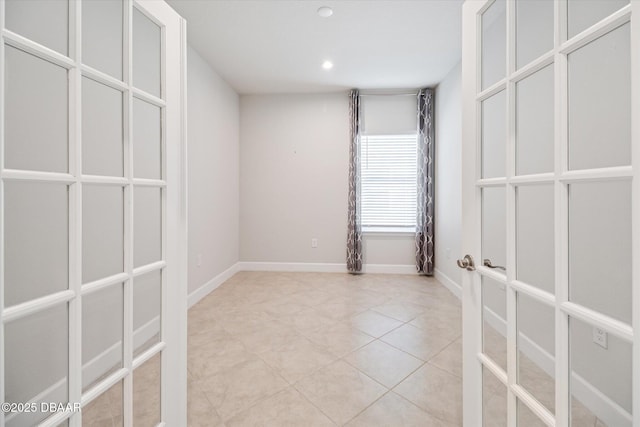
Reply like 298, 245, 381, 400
483, 309, 632, 426
434, 268, 462, 299
362, 264, 417, 274
429, 271, 630, 426
5, 377, 67, 426
82, 317, 160, 389
238, 261, 347, 273
6, 317, 161, 427
188, 262, 241, 308
238, 261, 418, 275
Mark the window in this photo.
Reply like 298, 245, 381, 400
360, 93, 418, 232
361, 134, 418, 231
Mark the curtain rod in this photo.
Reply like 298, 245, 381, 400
359, 92, 419, 97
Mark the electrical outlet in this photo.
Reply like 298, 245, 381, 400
311, 238, 318, 248
197, 254, 202, 267
593, 327, 608, 349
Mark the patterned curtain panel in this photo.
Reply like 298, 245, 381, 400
416, 88, 435, 275
347, 89, 363, 273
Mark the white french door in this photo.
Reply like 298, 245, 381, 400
461, 0, 638, 426
0, 0, 187, 426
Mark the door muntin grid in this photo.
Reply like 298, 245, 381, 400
474, 0, 636, 426
0, 1, 173, 426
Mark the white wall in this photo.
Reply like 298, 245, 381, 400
363, 234, 415, 267
239, 94, 348, 264
434, 62, 462, 287
187, 46, 240, 294
239, 94, 415, 268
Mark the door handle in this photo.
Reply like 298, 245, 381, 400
483, 259, 506, 271
456, 254, 475, 271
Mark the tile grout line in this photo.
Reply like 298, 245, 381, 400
391, 361, 465, 423
186, 271, 463, 426
340, 388, 396, 426
203, 321, 336, 424
187, 375, 225, 425
291, 382, 341, 426
292, 358, 390, 426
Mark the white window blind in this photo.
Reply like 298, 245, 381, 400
361, 134, 418, 229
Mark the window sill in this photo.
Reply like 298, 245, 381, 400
362, 226, 416, 236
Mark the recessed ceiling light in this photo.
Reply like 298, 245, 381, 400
317, 6, 333, 18
322, 60, 333, 70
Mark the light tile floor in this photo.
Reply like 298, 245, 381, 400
83, 271, 610, 426
187, 272, 611, 427
187, 272, 463, 426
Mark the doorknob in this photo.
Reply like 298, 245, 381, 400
456, 254, 475, 271
483, 259, 506, 271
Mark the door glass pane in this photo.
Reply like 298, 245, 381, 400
516, 65, 554, 175
482, 91, 506, 178
481, 0, 506, 90
516, 0, 553, 69
133, 7, 161, 97
517, 399, 547, 426
133, 353, 161, 425
82, 284, 124, 392
133, 98, 162, 179
133, 270, 162, 358
82, 77, 124, 177
482, 187, 506, 273
568, 0, 630, 39
516, 185, 554, 293
570, 317, 632, 426
5, 304, 69, 427
134, 187, 162, 267
568, 23, 630, 171
83, 185, 124, 283
5, 46, 68, 173
569, 181, 631, 324
483, 366, 507, 426
82, 381, 123, 426
517, 293, 555, 413
483, 277, 507, 372
4, 181, 68, 307
82, 0, 123, 80
5, 0, 68, 55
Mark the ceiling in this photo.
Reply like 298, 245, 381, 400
166, 0, 463, 94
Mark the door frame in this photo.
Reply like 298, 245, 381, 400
138, 1, 188, 425
0, 0, 188, 425
461, 0, 639, 426
461, 1, 484, 424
